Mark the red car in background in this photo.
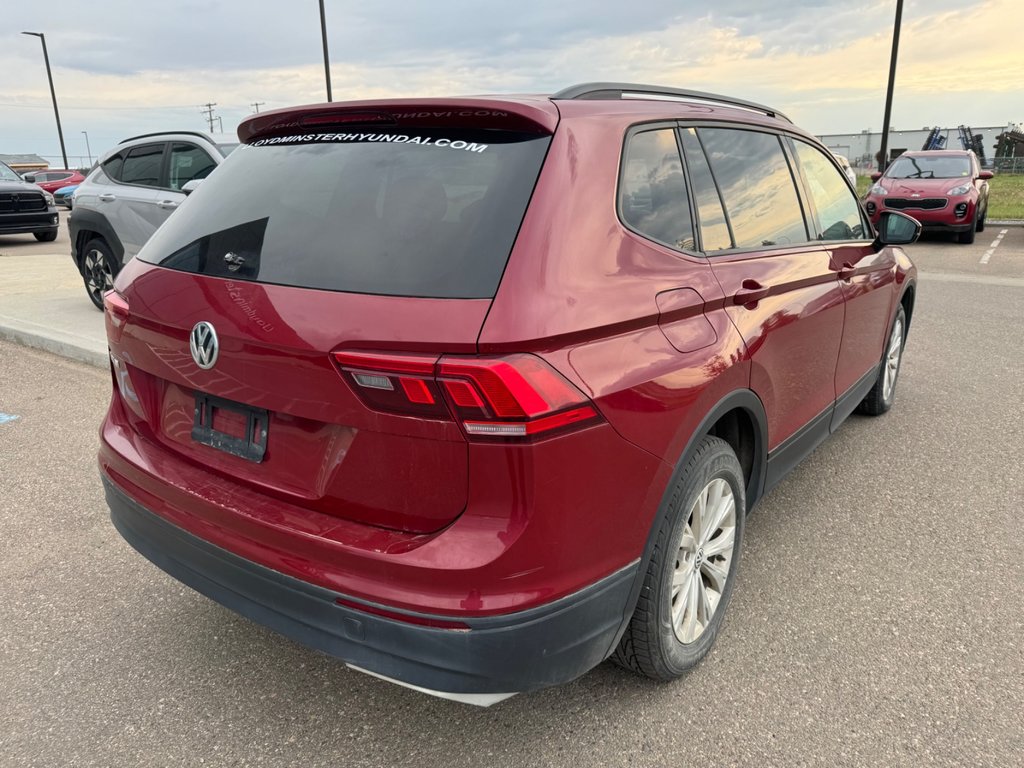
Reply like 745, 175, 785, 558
863, 149, 991, 244
24, 168, 86, 194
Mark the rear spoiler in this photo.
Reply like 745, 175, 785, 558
238, 98, 559, 144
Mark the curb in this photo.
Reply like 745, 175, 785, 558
0, 315, 106, 369
988, 220, 1023, 227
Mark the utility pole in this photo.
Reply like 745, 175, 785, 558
877, 0, 904, 173
251, 102, 266, 114
319, 0, 333, 102
21, 32, 68, 169
199, 102, 218, 133
216, 116, 224, 133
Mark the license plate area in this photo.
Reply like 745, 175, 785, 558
191, 393, 268, 462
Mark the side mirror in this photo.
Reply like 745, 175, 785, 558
875, 211, 921, 248
24, 174, 36, 183
181, 179, 204, 195
979, 170, 994, 180
869, 172, 882, 182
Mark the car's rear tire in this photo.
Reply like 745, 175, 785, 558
611, 435, 745, 681
34, 230, 58, 242
858, 305, 906, 416
958, 221, 977, 244
976, 207, 986, 233
81, 237, 119, 310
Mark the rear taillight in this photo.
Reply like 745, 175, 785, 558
109, 352, 143, 417
103, 290, 130, 342
332, 351, 600, 440
333, 351, 448, 419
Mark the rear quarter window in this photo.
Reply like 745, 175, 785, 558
619, 128, 694, 251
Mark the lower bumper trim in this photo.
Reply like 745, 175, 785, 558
346, 664, 516, 707
103, 474, 639, 697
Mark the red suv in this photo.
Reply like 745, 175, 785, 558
25, 168, 86, 194
99, 83, 919, 705
864, 149, 991, 244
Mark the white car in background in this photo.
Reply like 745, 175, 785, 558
831, 151, 857, 188
69, 131, 238, 308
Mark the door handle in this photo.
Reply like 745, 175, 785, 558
158, 200, 179, 210
98, 193, 116, 202
733, 279, 770, 305
838, 262, 857, 280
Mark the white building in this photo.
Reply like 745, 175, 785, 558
817, 125, 1018, 169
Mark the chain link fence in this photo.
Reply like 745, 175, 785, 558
993, 157, 1024, 174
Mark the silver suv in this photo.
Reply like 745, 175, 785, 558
69, 131, 237, 308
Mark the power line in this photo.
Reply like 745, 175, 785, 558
199, 102, 218, 133
0, 101, 205, 111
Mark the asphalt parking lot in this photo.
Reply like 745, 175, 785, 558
1, 225, 1022, 766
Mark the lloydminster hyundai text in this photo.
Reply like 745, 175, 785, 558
99, 83, 919, 705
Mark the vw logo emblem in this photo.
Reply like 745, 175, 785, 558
190, 321, 219, 370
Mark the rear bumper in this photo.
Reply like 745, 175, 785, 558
104, 475, 638, 697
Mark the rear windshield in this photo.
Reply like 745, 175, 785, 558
138, 128, 550, 298
886, 155, 971, 179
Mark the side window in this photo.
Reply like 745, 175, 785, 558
169, 143, 217, 191
679, 128, 733, 251
790, 140, 866, 241
619, 128, 695, 251
697, 128, 808, 248
120, 144, 165, 187
103, 154, 124, 182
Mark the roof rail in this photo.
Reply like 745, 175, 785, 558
118, 130, 215, 145
551, 82, 791, 124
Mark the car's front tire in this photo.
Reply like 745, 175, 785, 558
612, 435, 745, 681
959, 217, 977, 244
34, 230, 58, 242
858, 305, 906, 416
80, 237, 119, 310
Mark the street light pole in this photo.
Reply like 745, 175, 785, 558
81, 131, 93, 166
877, 0, 904, 173
22, 31, 69, 170
318, 0, 333, 102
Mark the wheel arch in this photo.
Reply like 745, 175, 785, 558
604, 388, 768, 660
69, 209, 125, 271
899, 280, 916, 334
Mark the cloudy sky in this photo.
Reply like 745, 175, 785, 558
3, 0, 1021, 167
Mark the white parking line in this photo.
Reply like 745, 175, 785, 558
979, 229, 1008, 265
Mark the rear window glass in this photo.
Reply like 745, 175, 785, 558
138, 128, 551, 299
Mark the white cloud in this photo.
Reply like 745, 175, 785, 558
2, 0, 1020, 165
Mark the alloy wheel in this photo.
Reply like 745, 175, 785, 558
83, 248, 114, 304
882, 317, 904, 402
671, 477, 737, 644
